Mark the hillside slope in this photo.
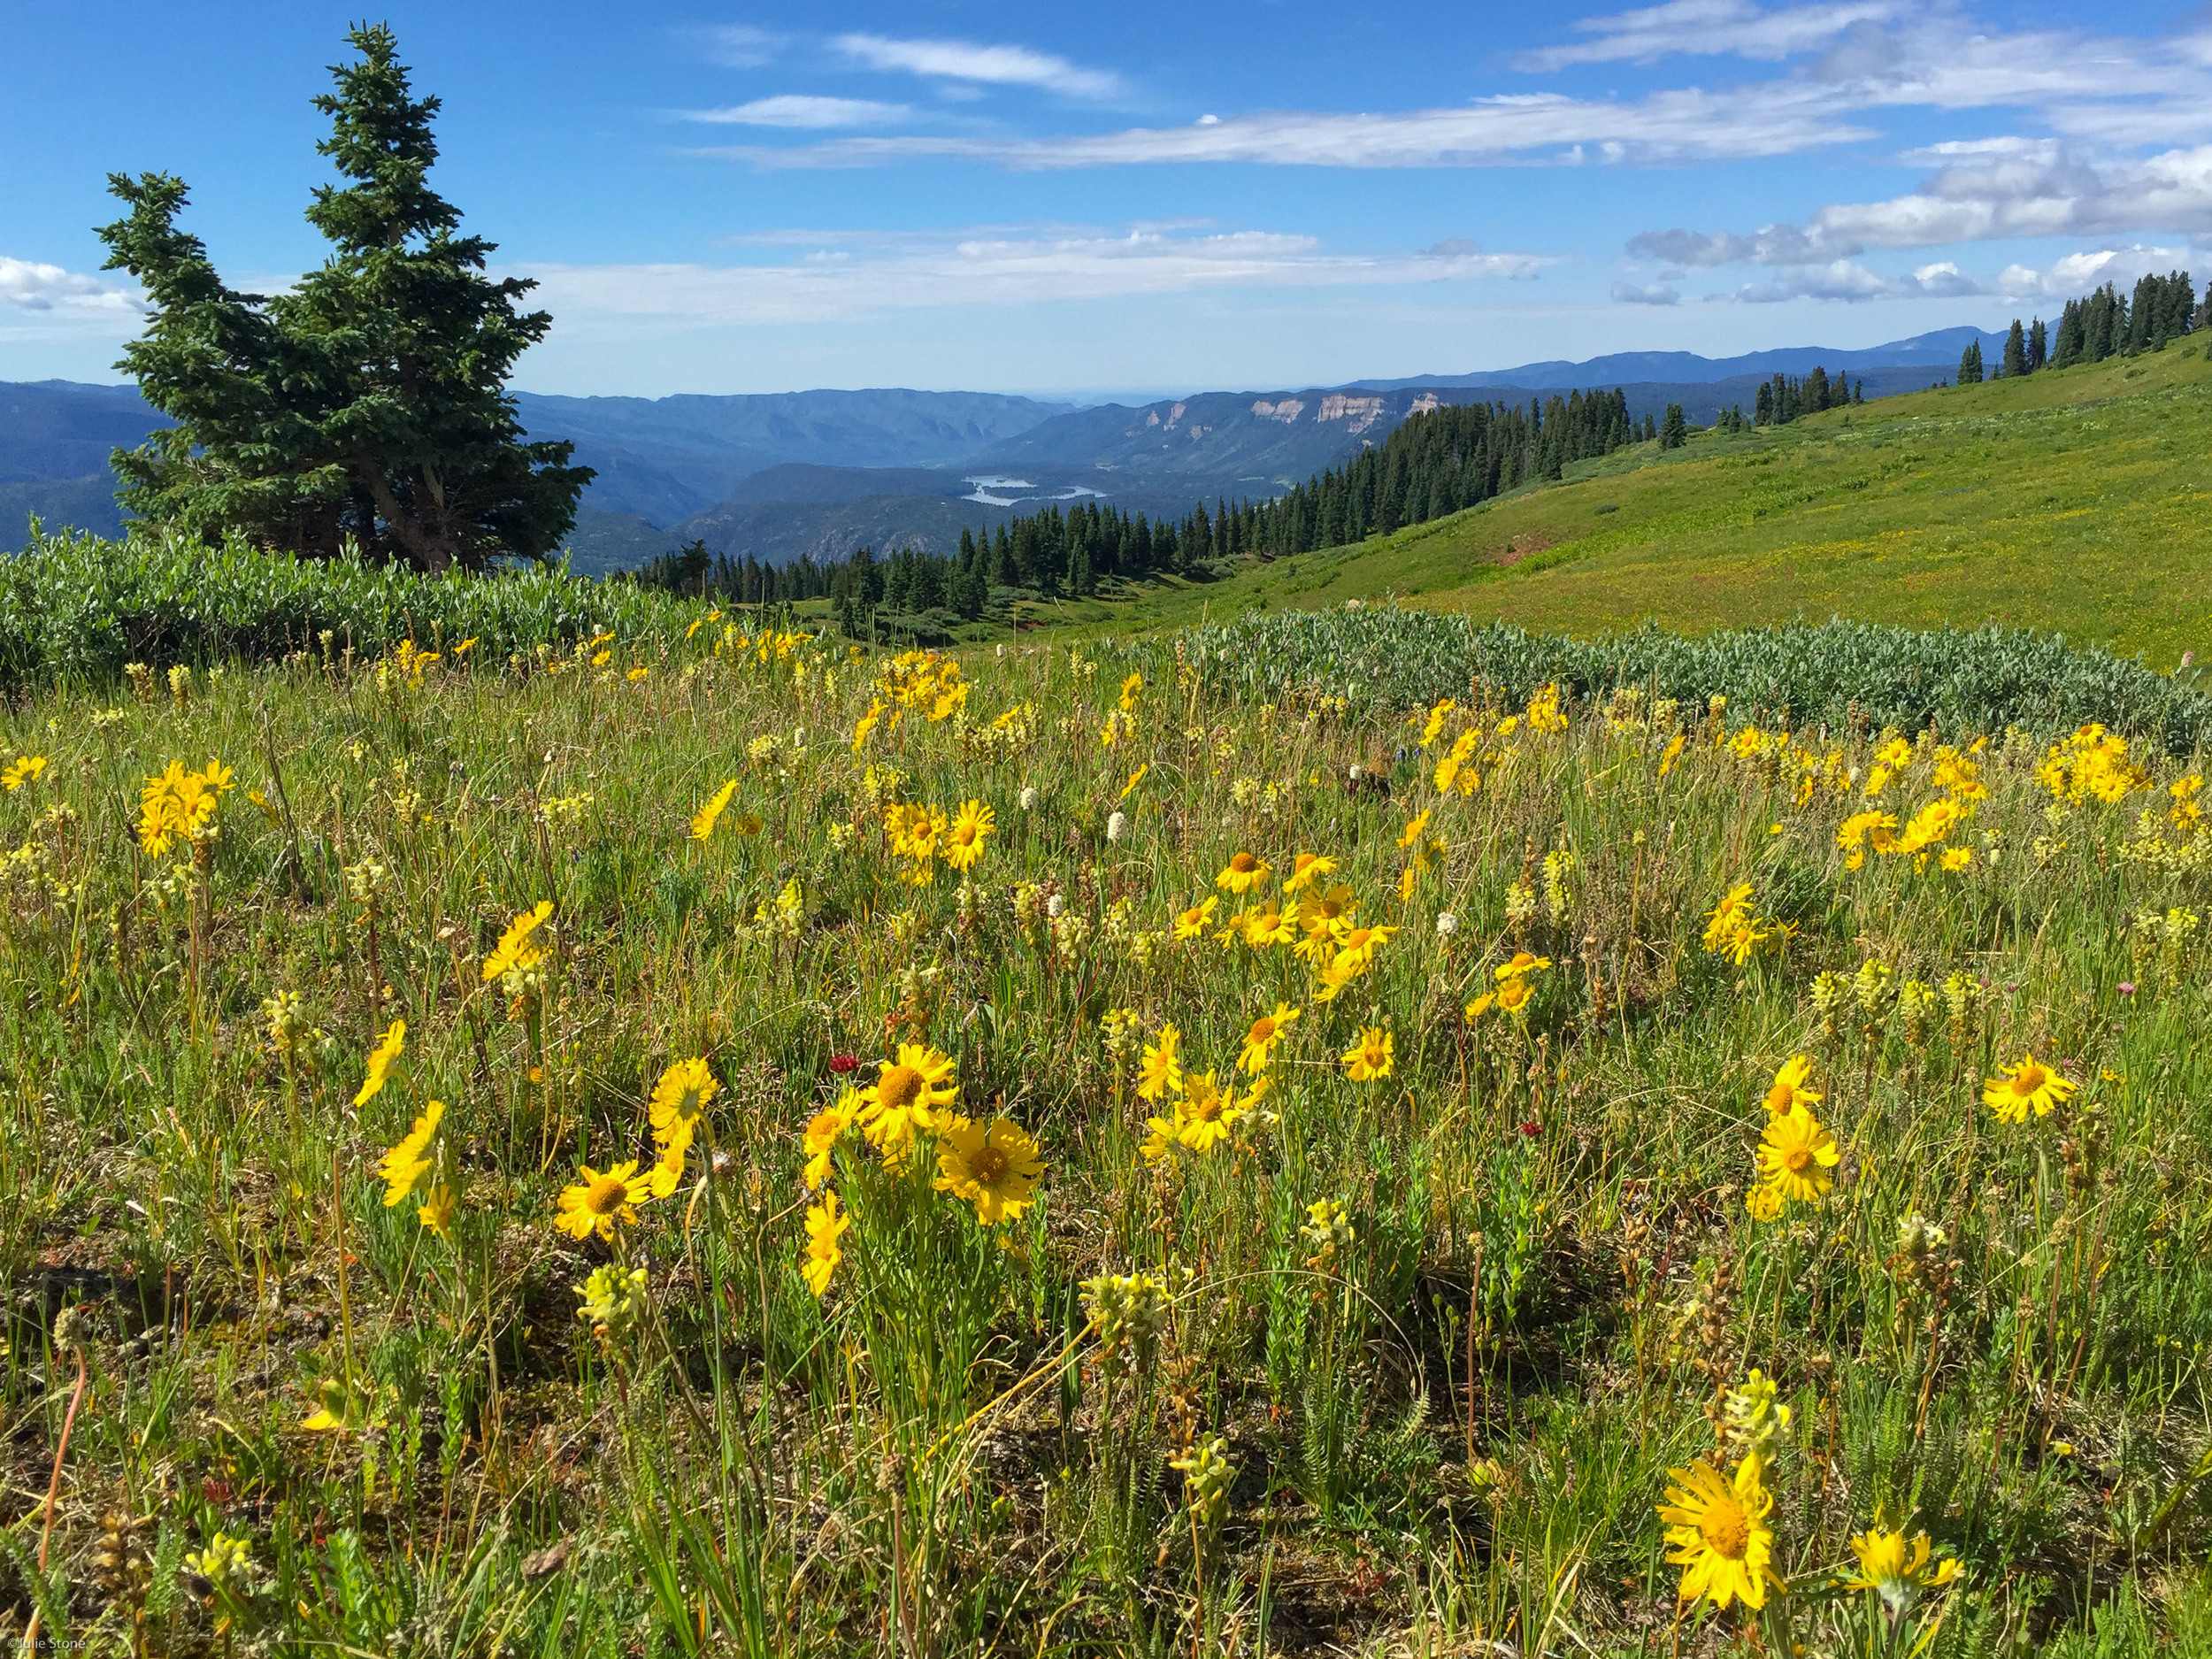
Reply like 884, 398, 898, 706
1040, 347, 2212, 667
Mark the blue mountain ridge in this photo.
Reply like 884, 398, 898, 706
0, 326, 2010, 565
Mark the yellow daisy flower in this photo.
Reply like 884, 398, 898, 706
803, 1087, 861, 1189
354, 1019, 406, 1108
554, 1161, 649, 1241
1137, 1025, 1184, 1103
378, 1099, 444, 1208
1238, 1003, 1300, 1075
689, 778, 739, 841
1983, 1056, 2075, 1123
803, 1191, 849, 1297
933, 1116, 1045, 1225
1840, 1527, 1961, 1611
1216, 851, 1271, 894
1174, 897, 1218, 939
1656, 1457, 1781, 1610
1342, 1026, 1394, 1082
943, 800, 995, 872
858, 1043, 959, 1159
1494, 951, 1552, 980
1756, 1106, 1839, 1204
1282, 852, 1337, 894
1762, 1055, 1820, 1116
649, 1056, 719, 1145
482, 901, 555, 983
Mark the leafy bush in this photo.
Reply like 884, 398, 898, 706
1144, 606, 2212, 751
0, 525, 692, 685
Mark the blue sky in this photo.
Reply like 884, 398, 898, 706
4, 1, 2209, 397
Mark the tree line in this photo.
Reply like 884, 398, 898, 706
1959, 271, 2204, 384
633, 388, 1647, 626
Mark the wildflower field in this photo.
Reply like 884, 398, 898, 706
4, 614, 2212, 1656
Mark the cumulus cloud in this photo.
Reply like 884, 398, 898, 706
510, 225, 1555, 329
1726, 258, 1981, 303
1612, 280, 1682, 304
0, 257, 139, 315
681, 96, 913, 128
833, 34, 1124, 100
1996, 244, 2197, 299
1517, 0, 1896, 72
1629, 146, 2212, 286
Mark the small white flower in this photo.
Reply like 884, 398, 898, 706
1106, 810, 1128, 842
1435, 910, 1458, 937
1046, 894, 1065, 918
1347, 764, 1363, 782
1018, 786, 1040, 811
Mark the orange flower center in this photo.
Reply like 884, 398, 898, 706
952, 824, 978, 847
1229, 852, 1258, 873
1249, 1018, 1277, 1044
2015, 1063, 2047, 1093
1700, 1499, 1751, 1560
968, 1143, 1009, 1186
880, 1064, 926, 1112
586, 1174, 631, 1216
1784, 1146, 1815, 1174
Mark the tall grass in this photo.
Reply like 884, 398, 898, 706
1, 611, 2209, 1655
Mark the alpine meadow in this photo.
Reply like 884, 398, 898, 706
10, 16, 2212, 1659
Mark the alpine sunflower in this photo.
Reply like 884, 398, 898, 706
378, 1099, 444, 1208
859, 1043, 959, 1159
1983, 1056, 2076, 1123
1238, 1003, 1300, 1074
804, 1087, 861, 1188
1839, 1527, 1961, 1612
803, 1191, 849, 1296
1656, 1457, 1782, 1611
1342, 1026, 1394, 1082
933, 1116, 1045, 1224
1762, 1056, 1820, 1116
690, 779, 739, 841
353, 1019, 406, 1108
1136, 1025, 1184, 1102
481, 901, 555, 983
1216, 851, 1271, 894
1755, 1105, 1839, 1203
1282, 852, 1336, 894
943, 800, 995, 872
555, 1161, 649, 1241
649, 1056, 719, 1145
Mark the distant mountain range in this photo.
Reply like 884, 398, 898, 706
0, 326, 2005, 570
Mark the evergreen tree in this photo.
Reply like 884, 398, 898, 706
2002, 319, 2027, 378
1806, 366, 1830, 411
97, 25, 589, 570
2027, 318, 2047, 372
1956, 340, 1984, 384
1754, 381, 1774, 426
1659, 403, 1687, 449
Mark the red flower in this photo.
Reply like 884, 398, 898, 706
1518, 1119, 1541, 1137
827, 1054, 859, 1074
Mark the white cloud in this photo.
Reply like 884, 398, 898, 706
1632, 146, 2212, 278
511, 226, 1554, 329
1726, 258, 1981, 302
681, 96, 913, 129
1611, 280, 1682, 304
0, 257, 139, 315
833, 34, 1123, 100
1996, 244, 2195, 299
698, 86, 1872, 171
1517, 0, 1896, 72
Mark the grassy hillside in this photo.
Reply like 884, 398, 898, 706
1029, 346, 2212, 666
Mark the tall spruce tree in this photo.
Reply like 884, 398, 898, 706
1658, 403, 1687, 449
2001, 320, 2028, 377
1956, 340, 1984, 384
2027, 318, 2047, 372
97, 25, 589, 570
